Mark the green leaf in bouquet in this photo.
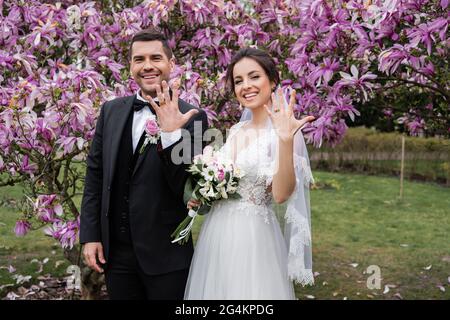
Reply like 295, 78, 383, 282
197, 203, 211, 216
192, 185, 201, 200
183, 177, 194, 204
170, 215, 193, 245
228, 192, 242, 200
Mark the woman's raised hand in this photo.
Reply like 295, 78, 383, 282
264, 87, 315, 142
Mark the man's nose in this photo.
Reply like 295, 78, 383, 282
143, 58, 154, 70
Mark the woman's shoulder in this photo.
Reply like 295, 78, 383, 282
229, 120, 249, 131
226, 120, 249, 139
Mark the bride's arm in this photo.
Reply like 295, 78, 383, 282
265, 88, 315, 204
271, 137, 296, 204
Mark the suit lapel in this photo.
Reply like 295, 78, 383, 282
108, 95, 134, 184
131, 99, 187, 177
132, 130, 151, 177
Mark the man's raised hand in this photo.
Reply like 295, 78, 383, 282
144, 79, 199, 132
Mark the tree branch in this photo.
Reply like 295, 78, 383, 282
377, 76, 450, 101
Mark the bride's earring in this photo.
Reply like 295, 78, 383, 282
239, 103, 243, 111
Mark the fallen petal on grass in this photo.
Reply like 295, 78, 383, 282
394, 293, 403, 300
55, 260, 65, 268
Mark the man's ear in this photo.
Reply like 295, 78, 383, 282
129, 60, 134, 80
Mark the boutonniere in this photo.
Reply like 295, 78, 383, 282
139, 116, 161, 154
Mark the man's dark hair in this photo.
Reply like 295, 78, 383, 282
128, 29, 173, 60
225, 48, 280, 93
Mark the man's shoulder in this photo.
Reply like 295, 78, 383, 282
178, 99, 199, 113
178, 99, 207, 118
103, 95, 134, 108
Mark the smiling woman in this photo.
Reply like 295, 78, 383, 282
184, 48, 315, 300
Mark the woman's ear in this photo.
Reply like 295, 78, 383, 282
169, 57, 175, 73
271, 82, 276, 92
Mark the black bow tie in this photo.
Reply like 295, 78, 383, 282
133, 99, 157, 113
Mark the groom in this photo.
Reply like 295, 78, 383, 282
79, 29, 208, 299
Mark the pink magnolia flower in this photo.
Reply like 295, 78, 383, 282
383, 108, 394, 118
338, 65, 377, 101
378, 44, 410, 75
44, 218, 79, 249
308, 58, 340, 87
14, 220, 31, 237
59, 219, 79, 250
20, 155, 38, 176
34, 194, 63, 223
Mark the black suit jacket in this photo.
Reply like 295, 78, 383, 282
79, 95, 208, 275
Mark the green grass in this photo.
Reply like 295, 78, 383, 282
1, 171, 449, 299
0, 185, 72, 297
309, 126, 450, 185
313, 158, 449, 184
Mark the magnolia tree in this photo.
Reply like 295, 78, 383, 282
0, 0, 448, 298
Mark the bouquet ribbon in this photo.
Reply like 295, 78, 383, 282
170, 209, 198, 244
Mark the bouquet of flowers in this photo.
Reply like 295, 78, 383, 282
171, 145, 244, 244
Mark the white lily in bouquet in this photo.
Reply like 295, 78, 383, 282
171, 145, 244, 244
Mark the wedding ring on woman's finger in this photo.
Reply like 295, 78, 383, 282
274, 108, 280, 113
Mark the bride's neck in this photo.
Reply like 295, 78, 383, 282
249, 104, 270, 129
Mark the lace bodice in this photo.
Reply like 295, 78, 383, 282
233, 130, 275, 207
209, 121, 315, 286
213, 122, 278, 223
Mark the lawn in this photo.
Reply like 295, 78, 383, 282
1, 171, 449, 299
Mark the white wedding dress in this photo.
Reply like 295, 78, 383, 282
184, 122, 297, 300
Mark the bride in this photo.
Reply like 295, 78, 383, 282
184, 48, 315, 300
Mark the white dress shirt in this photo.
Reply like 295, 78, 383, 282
132, 91, 182, 153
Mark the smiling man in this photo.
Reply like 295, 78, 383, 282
79, 29, 208, 300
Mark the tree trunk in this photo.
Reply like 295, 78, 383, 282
64, 245, 105, 300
